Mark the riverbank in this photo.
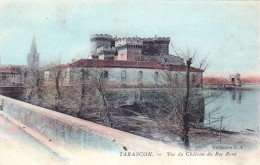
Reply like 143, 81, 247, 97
203, 83, 260, 90
124, 116, 259, 150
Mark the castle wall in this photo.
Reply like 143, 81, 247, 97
142, 42, 169, 55
126, 48, 142, 61
117, 49, 128, 61
91, 40, 112, 54
116, 47, 142, 61
68, 67, 203, 88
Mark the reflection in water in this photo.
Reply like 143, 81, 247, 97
232, 90, 236, 100
230, 90, 243, 104
205, 88, 259, 132
238, 90, 242, 104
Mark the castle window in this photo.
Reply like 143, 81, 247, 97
154, 71, 159, 83
121, 70, 126, 81
82, 70, 89, 81
138, 71, 143, 82
102, 70, 108, 80
44, 72, 49, 80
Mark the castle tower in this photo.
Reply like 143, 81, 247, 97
90, 34, 115, 59
115, 37, 143, 61
27, 36, 40, 70
142, 36, 170, 56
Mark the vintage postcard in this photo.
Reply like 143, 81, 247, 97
0, 0, 259, 165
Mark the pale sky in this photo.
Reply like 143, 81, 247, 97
0, 0, 259, 77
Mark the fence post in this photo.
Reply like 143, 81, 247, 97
0, 99, 3, 110
219, 116, 223, 144
257, 126, 259, 138
209, 113, 211, 127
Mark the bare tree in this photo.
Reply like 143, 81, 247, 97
138, 46, 223, 149
77, 66, 115, 127
23, 68, 45, 106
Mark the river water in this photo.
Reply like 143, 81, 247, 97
204, 84, 260, 132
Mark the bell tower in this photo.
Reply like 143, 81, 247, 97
27, 36, 40, 71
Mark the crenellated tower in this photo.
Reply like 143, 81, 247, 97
115, 37, 143, 61
90, 34, 116, 60
88, 34, 183, 64
142, 36, 170, 56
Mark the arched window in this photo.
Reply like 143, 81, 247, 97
138, 71, 143, 82
154, 71, 158, 80
102, 70, 108, 80
121, 70, 126, 81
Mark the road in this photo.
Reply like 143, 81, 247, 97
0, 114, 67, 165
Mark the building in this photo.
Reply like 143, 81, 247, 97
44, 59, 203, 88
90, 34, 184, 65
42, 34, 203, 106
0, 65, 26, 86
0, 37, 39, 87
44, 34, 203, 88
0, 36, 41, 88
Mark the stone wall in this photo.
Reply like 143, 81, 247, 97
0, 95, 174, 152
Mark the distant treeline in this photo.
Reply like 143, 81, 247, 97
204, 76, 260, 84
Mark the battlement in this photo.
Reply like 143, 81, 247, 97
96, 46, 117, 54
90, 34, 114, 41
116, 37, 142, 41
142, 36, 170, 42
115, 37, 143, 47
90, 34, 171, 60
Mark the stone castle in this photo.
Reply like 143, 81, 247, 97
90, 34, 184, 65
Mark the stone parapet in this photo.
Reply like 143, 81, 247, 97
115, 37, 143, 47
90, 34, 114, 41
0, 95, 175, 153
142, 37, 170, 43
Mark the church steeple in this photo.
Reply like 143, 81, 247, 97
27, 36, 40, 71
30, 35, 37, 54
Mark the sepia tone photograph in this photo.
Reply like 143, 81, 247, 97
0, 0, 259, 164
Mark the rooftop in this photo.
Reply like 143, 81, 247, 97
67, 59, 203, 72
0, 66, 24, 73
